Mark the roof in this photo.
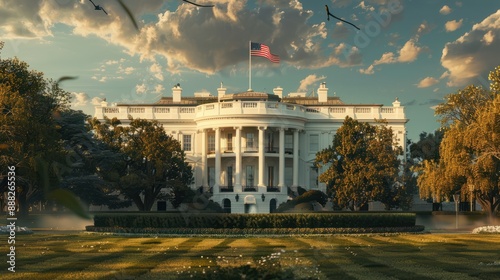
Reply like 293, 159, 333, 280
220, 91, 280, 102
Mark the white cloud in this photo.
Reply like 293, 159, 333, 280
91, 97, 103, 105
0, 0, 366, 74
154, 84, 165, 94
441, 10, 500, 86
359, 65, 374, 75
445, 19, 463, 32
136, 83, 147, 94
99, 76, 107, 83
150, 63, 163, 81
71, 92, 89, 106
372, 38, 422, 66
482, 30, 495, 45
297, 74, 326, 92
416, 77, 439, 88
440, 5, 452, 15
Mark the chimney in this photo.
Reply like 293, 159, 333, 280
273, 86, 283, 98
317, 82, 328, 103
392, 97, 401, 107
172, 84, 182, 102
100, 98, 108, 107
217, 82, 226, 101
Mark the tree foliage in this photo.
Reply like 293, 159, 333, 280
89, 117, 193, 211
0, 48, 83, 216
55, 110, 132, 209
417, 66, 500, 216
315, 117, 405, 211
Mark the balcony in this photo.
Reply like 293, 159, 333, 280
266, 186, 281, 192
219, 186, 234, 192
243, 186, 258, 192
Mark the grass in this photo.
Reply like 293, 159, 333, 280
2, 232, 500, 279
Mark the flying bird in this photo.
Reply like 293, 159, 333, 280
88, 0, 108, 15
325, 5, 360, 30
182, 0, 214, 7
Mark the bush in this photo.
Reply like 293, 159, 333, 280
276, 190, 328, 212
93, 213, 417, 229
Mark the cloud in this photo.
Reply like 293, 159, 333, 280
439, 5, 452, 15
359, 64, 374, 75
154, 84, 165, 94
91, 97, 103, 105
0, 0, 367, 75
136, 83, 147, 94
441, 10, 500, 86
71, 92, 90, 106
445, 19, 463, 32
297, 74, 326, 92
149, 63, 163, 81
416, 77, 439, 88
371, 38, 423, 66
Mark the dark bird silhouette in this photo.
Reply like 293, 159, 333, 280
182, 0, 214, 7
88, 0, 108, 15
325, 5, 359, 30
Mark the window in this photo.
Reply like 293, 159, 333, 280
246, 165, 254, 187
285, 134, 293, 154
267, 166, 274, 187
183, 134, 192, 151
267, 132, 274, 152
208, 167, 215, 187
227, 166, 233, 187
309, 166, 318, 188
227, 133, 233, 152
208, 134, 215, 153
309, 134, 319, 152
246, 133, 254, 149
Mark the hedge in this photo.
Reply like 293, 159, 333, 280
86, 225, 425, 235
93, 213, 416, 229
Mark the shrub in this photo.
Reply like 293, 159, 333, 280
93, 213, 417, 229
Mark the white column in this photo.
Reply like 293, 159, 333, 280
201, 129, 208, 188
258, 126, 266, 188
235, 126, 242, 192
278, 127, 285, 188
214, 127, 221, 193
292, 129, 299, 188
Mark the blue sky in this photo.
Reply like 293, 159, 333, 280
1, 0, 500, 141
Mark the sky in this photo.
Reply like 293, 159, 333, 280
1, 0, 500, 142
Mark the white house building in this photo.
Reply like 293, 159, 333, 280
94, 82, 408, 213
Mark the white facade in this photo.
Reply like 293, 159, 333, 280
94, 82, 408, 213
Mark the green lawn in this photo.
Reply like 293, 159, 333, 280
2, 232, 500, 279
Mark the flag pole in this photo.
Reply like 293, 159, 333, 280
249, 41, 252, 91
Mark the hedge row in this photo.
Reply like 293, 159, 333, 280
86, 225, 425, 235
93, 213, 416, 229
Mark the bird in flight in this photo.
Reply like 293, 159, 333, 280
182, 0, 214, 7
88, 0, 108, 15
325, 5, 359, 30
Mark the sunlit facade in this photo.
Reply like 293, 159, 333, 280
94, 82, 407, 213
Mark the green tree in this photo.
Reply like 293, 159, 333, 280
417, 66, 500, 217
315, 117, 404, 211
0, 50, 75, 216
89, 117, 193, 211
55, 110, 131, 209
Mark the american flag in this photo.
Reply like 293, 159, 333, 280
251, 42, 280, 63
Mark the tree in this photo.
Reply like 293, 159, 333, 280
417, 66, 500, 218
315, 117, 405, 211
0, 50, 72, 216
409, 130, 444, 162
55, 110, 131, 209
89, 117, 193, 211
